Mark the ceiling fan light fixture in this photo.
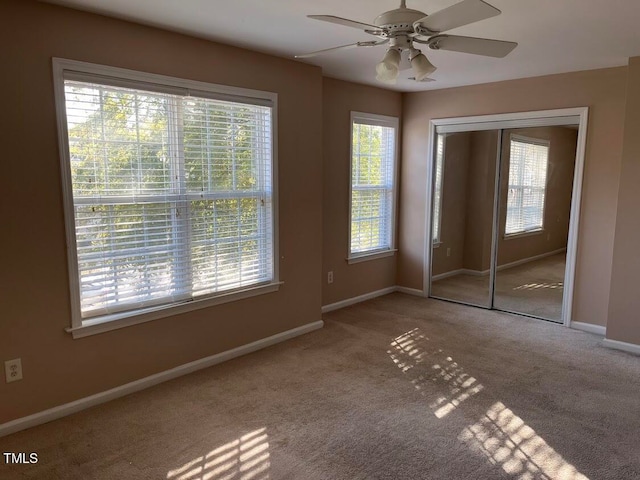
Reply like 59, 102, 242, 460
410, 48, 436, 81
304, 0, 516, 84
376, 47, 401, 84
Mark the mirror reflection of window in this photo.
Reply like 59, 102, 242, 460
506, 136, 549, 236
432, 133, 445, 243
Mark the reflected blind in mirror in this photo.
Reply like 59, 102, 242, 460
506, 135, 549, 235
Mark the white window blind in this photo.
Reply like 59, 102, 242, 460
349, 114, 398, 256
62, 79, 274, 320
432, 133, 445, 243
506, 135, 549, 235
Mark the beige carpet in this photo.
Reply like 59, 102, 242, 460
431, 253, 566, 322
431, 272, 493, 307
1, 294, 639, 479
494, 253, 566, 321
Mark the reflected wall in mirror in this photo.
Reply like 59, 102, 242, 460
494, 126, 578, 322
430, 130, 499, 308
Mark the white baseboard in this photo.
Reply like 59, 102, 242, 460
396, 286, 424, 297
432, 268, 488, 281
0, 320, 324, 438
432, 269, 464, 281
463, 268, 489, 276
431, 248, 567, 282
322, 286, 423, 314
602, 338, 640, 355
497, 248, 567, 271
321, 287, 396, 314
570, 321, 606, 336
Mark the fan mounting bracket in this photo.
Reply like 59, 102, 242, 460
365, 29, 390, 38
414, 24, 440, 37
413, 35, 446, 49
374, 7, 428, 34
388, 35, 413, 50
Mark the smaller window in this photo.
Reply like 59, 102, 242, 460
349, 112, 399, 259
432, 133, 445, 244
505, 135, 550, 236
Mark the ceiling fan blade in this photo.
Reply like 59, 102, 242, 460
428, 35, 517, 58
414, 0, 501, 34
295, 41, 387, 59
308, 15, 382, 32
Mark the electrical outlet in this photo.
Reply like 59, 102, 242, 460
5, 358, 23, 383
327, 271, 334, 284
547, 233, 551, 241
446, 247, 451, 257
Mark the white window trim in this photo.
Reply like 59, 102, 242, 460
347, 111, 400, 263
503, 229, 545, 240
52, 58, 280, 339
346, 249, 398, 264
505, 134, 550, 237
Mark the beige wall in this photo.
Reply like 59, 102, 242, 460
432, 131, 497, 276
608, 57, 640, 345
496, 127, 577, 266
431, 132, 471, 276
401, 67, 627, 327
322, 78, 402, 306
463, 131, 498, 273
0, 0, 323, 423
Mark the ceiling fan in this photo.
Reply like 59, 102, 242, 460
295, 0, 517, 85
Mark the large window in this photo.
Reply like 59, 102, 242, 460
54, 59, 277, 334
349, 112, 398, 260
505, 135, 549, 236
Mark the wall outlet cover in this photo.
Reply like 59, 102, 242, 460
5, 358, 23, 383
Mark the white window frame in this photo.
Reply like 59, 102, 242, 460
504, 134, 550, 239
53, 58, 280, 339
347, 112, 399, 264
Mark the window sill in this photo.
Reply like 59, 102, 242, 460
347, 249, 397, 264
504, 229, 544, 240
65, 281, 283, 339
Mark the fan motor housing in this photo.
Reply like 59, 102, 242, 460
374, 8, 426, 32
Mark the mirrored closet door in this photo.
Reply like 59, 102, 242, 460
428, 112, 584, 324
493, 127, 577, 322
429, 130, 500, 308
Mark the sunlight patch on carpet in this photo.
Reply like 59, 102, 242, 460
460, 402, 588, 480
167, 428, 270, 480
388, 328, 484, 418
513, 282, 563, 291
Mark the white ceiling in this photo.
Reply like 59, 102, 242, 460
44, 0, 640, 92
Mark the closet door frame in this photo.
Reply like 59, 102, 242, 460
422, 107, 589, 328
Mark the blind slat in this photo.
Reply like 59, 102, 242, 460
506, 137, 549, 235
